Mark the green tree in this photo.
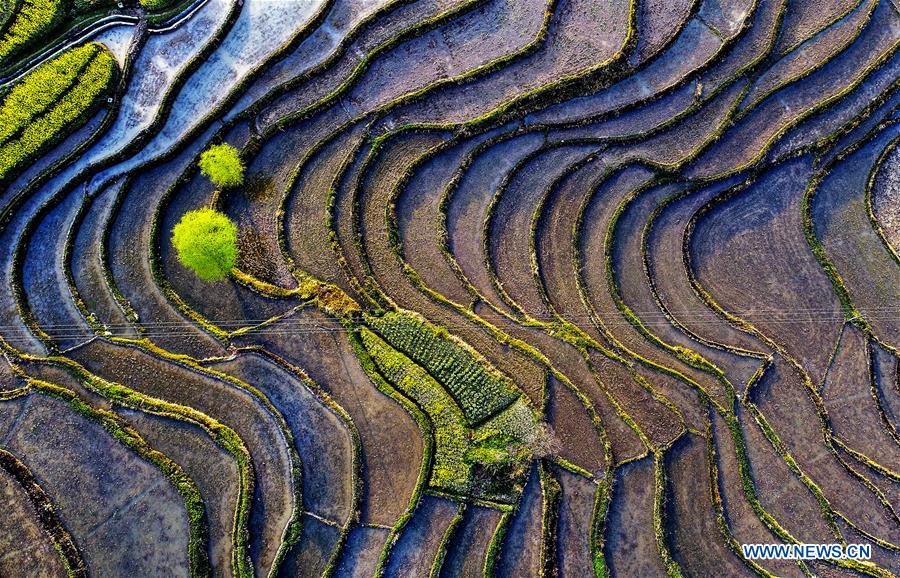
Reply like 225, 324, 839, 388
172, 208, 238, 281
198, 143, 244, 188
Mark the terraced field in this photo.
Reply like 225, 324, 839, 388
1, 0, 899, 576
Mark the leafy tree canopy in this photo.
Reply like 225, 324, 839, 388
198, 143, 244, 188
172, 208, 238, 281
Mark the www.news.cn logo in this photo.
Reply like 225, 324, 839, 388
741, 543, 872, 561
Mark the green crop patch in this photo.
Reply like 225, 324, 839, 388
0, 0, 65, 66
0, 0, 180, 71
360, 327, 537, 504
0, 0, 17, 32
0, 42, 116, 181
0, 0, 129, 70
363, 310, 521, 426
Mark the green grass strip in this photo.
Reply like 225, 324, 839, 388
364, 310, 521, 426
